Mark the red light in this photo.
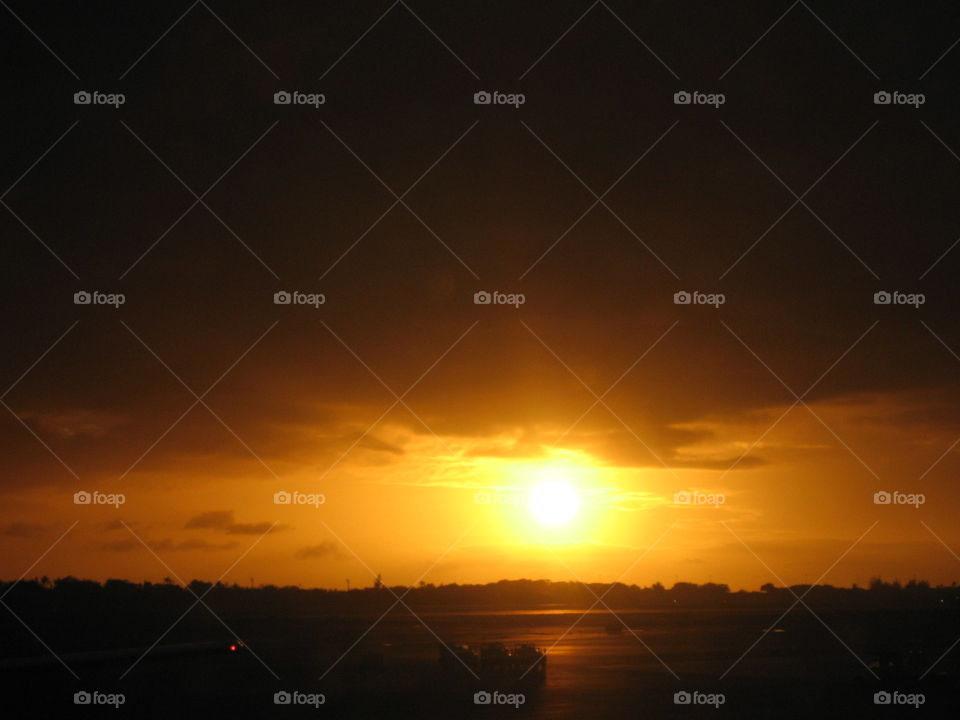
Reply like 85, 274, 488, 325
229, 644, 237, 652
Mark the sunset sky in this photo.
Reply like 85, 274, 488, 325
3, 1, 960, 592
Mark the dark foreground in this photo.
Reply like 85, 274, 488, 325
5, 608, 960, 718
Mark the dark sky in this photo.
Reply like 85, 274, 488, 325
2, 1, 960, 588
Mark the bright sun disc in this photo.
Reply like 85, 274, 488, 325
529, 480, 580, 527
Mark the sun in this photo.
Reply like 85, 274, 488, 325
529, 479, 581, 527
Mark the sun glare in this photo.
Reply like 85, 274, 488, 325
529, 479, 581, 527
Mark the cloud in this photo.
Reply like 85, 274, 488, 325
100, 537, 239, 552
295, 542, 340, 560
184, 510, 281, 536
0, 522, 46, 538
185, 511, 234, 529
17, 409, 124, 439
226, 522, 277, 535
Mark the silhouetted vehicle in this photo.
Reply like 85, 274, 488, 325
438, 642, 546, 682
